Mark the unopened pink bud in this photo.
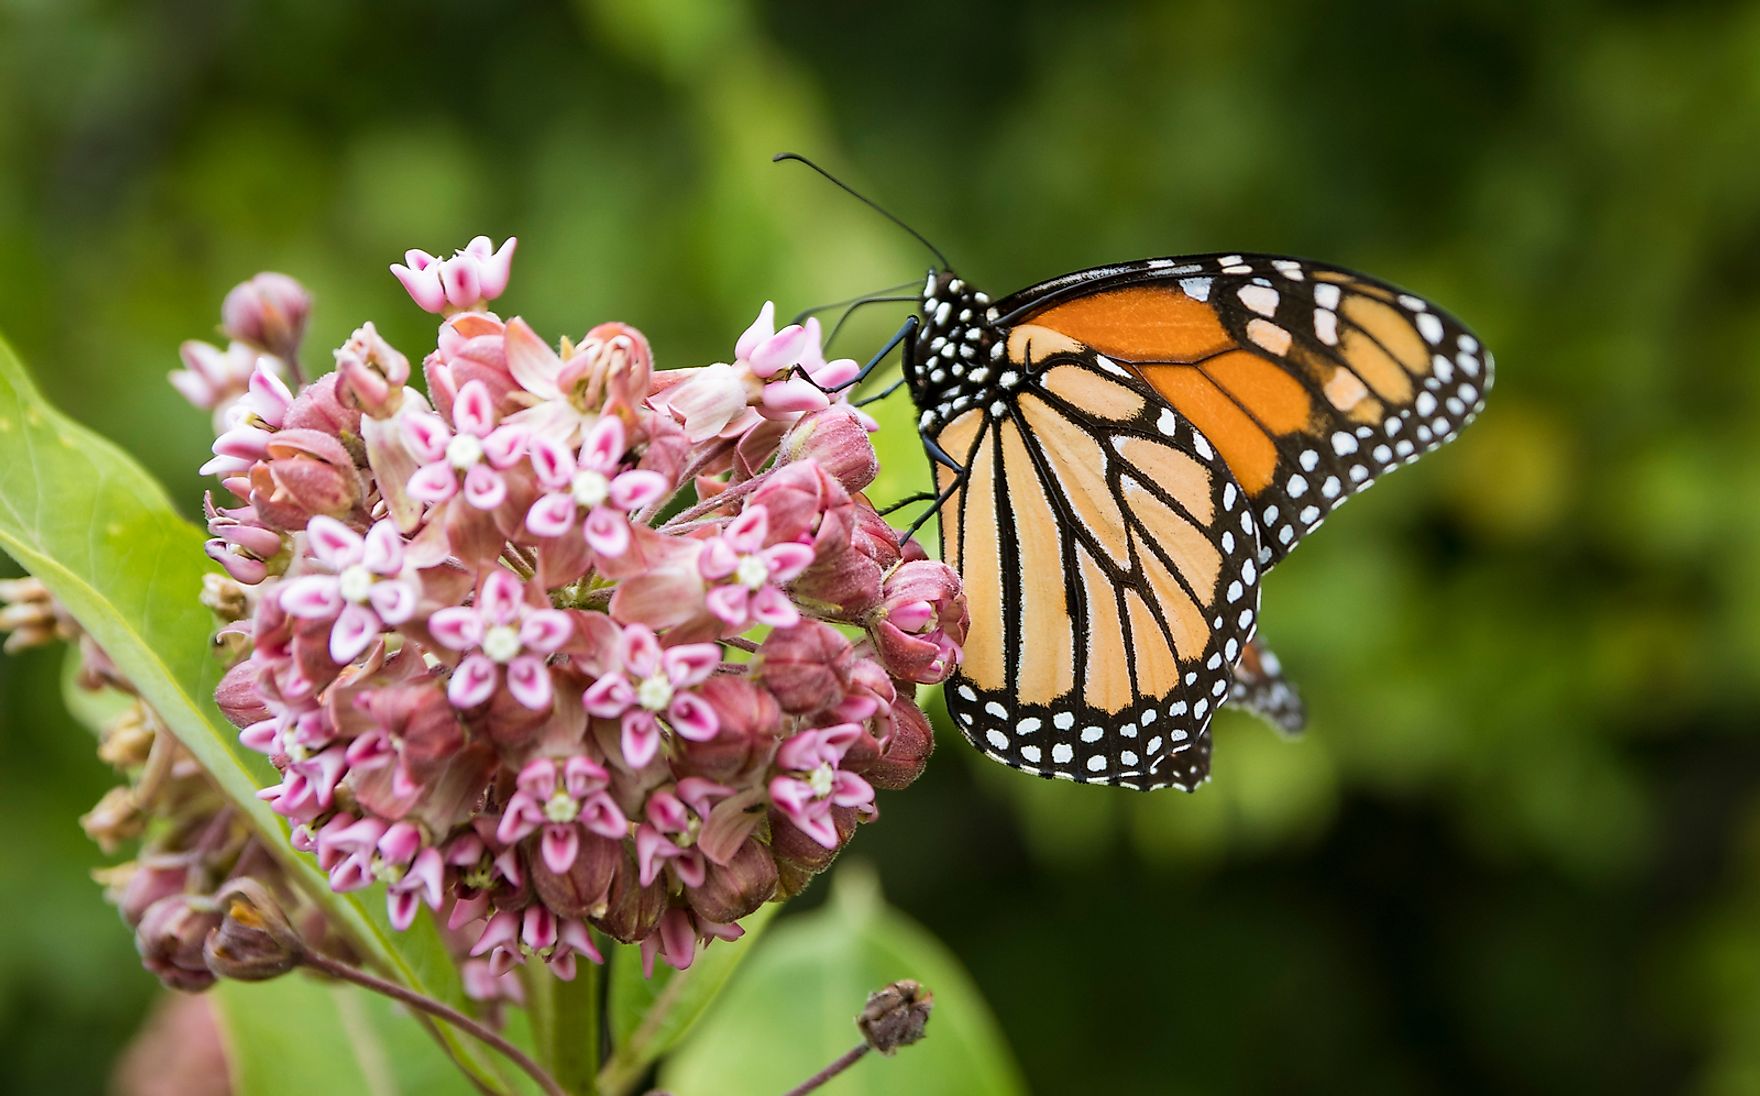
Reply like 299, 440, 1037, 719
781, 406, 879, 493
684, 838, 777, 924
757, 621, 854, 715
222, 272, 311, 363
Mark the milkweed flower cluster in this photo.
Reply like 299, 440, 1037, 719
182, 238, 963, 982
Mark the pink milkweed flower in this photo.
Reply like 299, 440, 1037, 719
171, 340, 261, 419
650, 362, 759, 443
496, 756, 628, 875
472, 904, 602, 980
581, 624, 722, 769
867, 559, 969, 685
735, 301, 811, 379
322, 818, 446, 930
391, 236, 517, 314
276, 517, 420, 664
525, 417, 670, 557
632, 779, 731, 888
640, 906, 743, 977
199, 362, 295, 478
697, 505, 814, 631
429, 569, 572, 710
768, 722, 876, 850
402, 380, 529, 511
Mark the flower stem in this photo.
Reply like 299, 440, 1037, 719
546, 958, 601, 1095
300, 949, 567, 1096
781, 1042, 871, 1096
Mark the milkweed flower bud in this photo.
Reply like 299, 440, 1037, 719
859, 980, 934, 1055
203, 879, 304, 981
136, 894, 221, 992
222, 273, 311, 365
867, 560, 968, 684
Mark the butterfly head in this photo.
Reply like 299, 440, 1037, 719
907, 270, 1003, 424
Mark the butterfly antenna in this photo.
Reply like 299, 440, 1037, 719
773, 152, 952, 270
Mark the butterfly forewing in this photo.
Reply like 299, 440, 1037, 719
932, 360, 1262, 791
995, 254, 1492, 569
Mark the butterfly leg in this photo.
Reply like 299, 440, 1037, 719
828, 315, 919, 393
1228, 636, 1306, 736
853, 376, 907, 408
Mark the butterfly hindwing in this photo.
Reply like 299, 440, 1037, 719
932, 357, 1262, 791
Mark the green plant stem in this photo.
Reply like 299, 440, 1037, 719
301, 948, 567, 1096
547, 957, 601, 1095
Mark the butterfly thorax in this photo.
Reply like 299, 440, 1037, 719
906, 271, 1005, 430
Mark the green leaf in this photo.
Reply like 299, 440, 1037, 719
0, 331, 502, 1087
659, 869, 1025, 1096
600, 902, 779, 1095
213, 973, 483, 1096
60, 643, 134, 739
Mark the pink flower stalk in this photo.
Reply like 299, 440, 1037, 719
429, 569, 572, 709
768, 723, 877, 849
582, 624, 721, 768
698, 505, 814, 631
277, 517, 419, 664
525, 417, 669, 556
391, 236, 517, 314
496, 756, 627, 874
179, 234, 959, 983
402, 380, 529, 511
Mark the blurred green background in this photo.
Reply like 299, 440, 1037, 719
4, 0, 1760, 1092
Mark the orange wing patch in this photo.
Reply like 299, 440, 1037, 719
1197, 349, 1314, 434
1135, 366, 1278, 493
999, 420, 1075, 704
1029, 286, 1232, 363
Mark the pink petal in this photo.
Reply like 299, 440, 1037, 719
505, 317, 564, 400
453, 380, 496, 437
759, 377, 830, 415
368, 579, 418, 625
620, 710, 661, 768
541, 824, 580, 874
621, 625, 663, 678
763, 542, 815, 582
406, 462, 459, 504
428, 606, 484, 650
734, 301, 776, 362
461, 465, 506, 509
478, 569, 523, 623
580, 792, 627, 839
305, 516, 364, 569
471, 911, 520, 957
609, 468, 669, 511
581, 415, 626, 472
362, 520, 405, 574
520, 610, 573, 653
634, 826, 674, 886
447, 654, 498, 707
583, 508, 630, 557
749, 585, 800, 628
527, 435, 575, 489
562, 755, 608, 794
725, 504, 769, 552
391, 261, 448, 313
505, 655, 554, 710
582, 673, 635, 717
662, 643, 722, 686
667, 692, 720, 741
279, 575, 343, 620
697, 537, 738, 580
401, 411, 452, 463
441, 253, 482, 309
527, 493, 578, 538
481, 425, 529, 469
705, 585, 750, 628
329, 604, 381, 664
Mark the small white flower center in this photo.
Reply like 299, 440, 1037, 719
482, 624, 522, 664
446, 433, 484, 470
571, 469, 611, 509
283, 740, 309, 763
637, 672, 674, 712
544, 791, 580, 824
338, 564, 375, 604
807, 762, 836, 799
735, 554, 770, 590
371, 856, 406, 885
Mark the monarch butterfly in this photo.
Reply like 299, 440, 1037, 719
777, 157, 1491, 792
